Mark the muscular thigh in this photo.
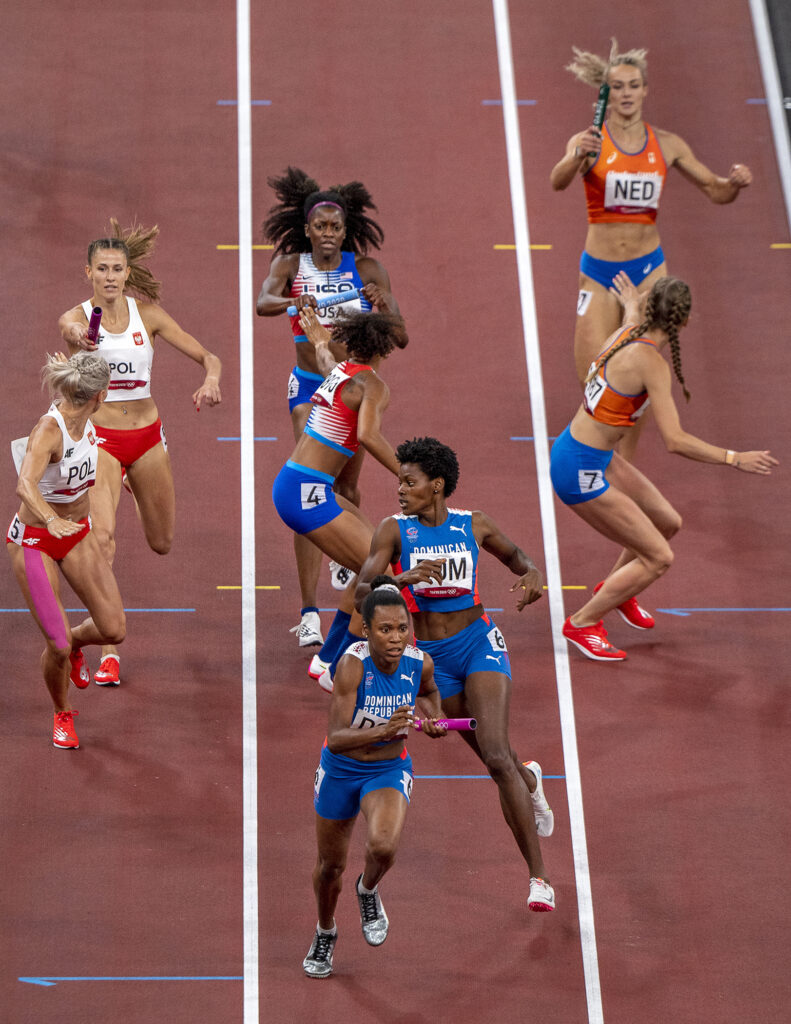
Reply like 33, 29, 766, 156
91, 447, 123, 532
574, 278, 622, 383
60, 531, 125, 628
7, 543, 70, 647
126, 441, 175, 532
570, 483, 670, 562
606, 453, 679, 532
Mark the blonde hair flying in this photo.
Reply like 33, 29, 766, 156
566, 38, 648, 89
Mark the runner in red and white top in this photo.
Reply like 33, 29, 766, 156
7, 352, 126, 748
58, 220, 222, 685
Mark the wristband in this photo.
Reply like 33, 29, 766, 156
725, 450, 736, 465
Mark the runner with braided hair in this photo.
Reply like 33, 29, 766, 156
550, 38, 752, 462
257, 168, 401, 650
58, 220, 222, 685
550, 273, 777, 661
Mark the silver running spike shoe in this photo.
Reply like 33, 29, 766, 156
356, 874, 389, 946
303, 928, 337, 978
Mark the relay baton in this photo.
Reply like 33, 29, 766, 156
414, 717, 477, 732
287, 288, 361, 318
588, 82, 610, 156
86, 306, 103, 342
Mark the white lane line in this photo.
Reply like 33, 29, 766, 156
235, 1, 259, 1020
491, 2, 604, 1022
749, 0, 791, 235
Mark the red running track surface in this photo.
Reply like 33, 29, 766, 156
1, 2, 789, 1022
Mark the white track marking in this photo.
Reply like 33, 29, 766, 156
492, 2, 604, 1021
235, 1, 259, 1020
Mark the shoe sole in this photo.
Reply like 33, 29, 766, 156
94, 679, 121, 687
615, 606, 654, 631
298, 637, 323, 648
523, 761, 554, 838
564, 635, 626, 661
53, 741, 79, 749
528, 901, 555, 912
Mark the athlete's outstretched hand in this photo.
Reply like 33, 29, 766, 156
733, 450, 778, 475
511, 568, 543, 610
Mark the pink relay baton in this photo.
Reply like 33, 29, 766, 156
287, 288, 361, 318
86, 306, 103, 342
414, 717, 477, 732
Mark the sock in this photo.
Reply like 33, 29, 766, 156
317, 610, 351, 662
329, 630, 365, 678
317, 921, 337, 936
357, 877, 375, 895
300, 606, 319, 617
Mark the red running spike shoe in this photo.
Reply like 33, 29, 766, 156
593, 581, 655, 630
562, 617, 626, 661
69, 649, 90, 688
53, 710, 80, 749
94, 655, 121, 686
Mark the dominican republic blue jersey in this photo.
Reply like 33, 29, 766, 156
288, 251, 372, 342
392, 509, 481, 614
344, 639, 424, 743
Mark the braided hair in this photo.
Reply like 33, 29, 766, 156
87, 219, 161, 302
262, 166, 385, 255
584, 277, 692, 400
566, 38, 648, 88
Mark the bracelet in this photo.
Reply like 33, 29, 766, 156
45, 514, 56, 524
725, 450, 736, 465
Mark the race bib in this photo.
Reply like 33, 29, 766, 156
301, 482, 328, 509
286, 372, 299, 400
313, 763, 325, 797
577, 469, 606, 493
486, 623, 508, 653
577, 290, 593, 317
312, 364, 349, 407
409, 549, 474, 598
583, 372, 605, 413
604, 171, 663, 214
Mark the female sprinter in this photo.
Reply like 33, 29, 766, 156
355, 438, 556, 914
551, 273, 776, 662
272, 306, 408, 690
7, 353, 125, 749
257, 168, 400, 648
303, 576, 446, 979
550, 39, 752, 459
58, 221, 222, 685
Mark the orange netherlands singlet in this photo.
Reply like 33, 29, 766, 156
584, 123, 668, 225
583, 327, 657, 427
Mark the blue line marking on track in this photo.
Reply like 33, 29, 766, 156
216, 100, 271, 106
511, 435, 558, 441
19, 976, 242, 986
217, 436, 278, 441
482, 99, 537, 105
657, 607, 791, 617
746, 98, 767, 103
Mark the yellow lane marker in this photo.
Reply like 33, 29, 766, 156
543, 585, 587, 590
770, 243, 791, 248
494, 244, 552, 250
216, 585, 281, 590
216, 244, 274, 250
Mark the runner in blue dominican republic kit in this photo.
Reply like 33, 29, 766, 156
356, 438, 557, 915
303, 578, 446, 979
256, 168, 402, 650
